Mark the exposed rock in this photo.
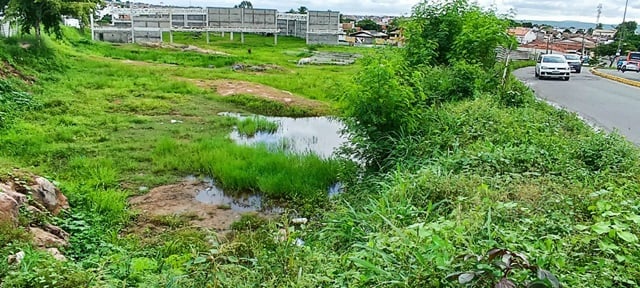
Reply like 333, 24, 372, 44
43, 223, 70, 241
46, 248, 67, 261
7, 251, 25, 265
291, 217, 308, 225
31, 177, 69, 215
30, 227, 68, 248
0, 192, 19, 225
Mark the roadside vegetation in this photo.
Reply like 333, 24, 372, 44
1, 0, 640, 287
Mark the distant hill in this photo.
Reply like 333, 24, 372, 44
517, 20, 617, 30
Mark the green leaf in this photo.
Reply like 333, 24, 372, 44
537, 269, 560, 288
626, 214, 640, 224
349, 257, 388, 276
591, 222, 611, 234
617, 231, 638, 243
458, 273, 475, 284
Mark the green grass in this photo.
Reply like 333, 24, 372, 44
236, 116, 279, 137
1, 27, 639, 288
152, 137, 339, 201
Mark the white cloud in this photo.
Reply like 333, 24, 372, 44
140, 0, 640, 24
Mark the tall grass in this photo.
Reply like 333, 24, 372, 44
236, 116, 279, 136
152, 137, 339, 201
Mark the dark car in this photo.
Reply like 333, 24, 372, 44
563, 54, 582, 73
617, 59, 627, 71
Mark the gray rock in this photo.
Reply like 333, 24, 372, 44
0, 192, 18, 225
46, 248, 67, 261
7, 251, 25, 265
31, 177, 69, 215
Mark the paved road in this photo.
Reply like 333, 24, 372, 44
514, 67, 640, 144
597, 68, 640, 82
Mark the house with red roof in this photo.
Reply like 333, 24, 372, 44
508, 27, 536, 44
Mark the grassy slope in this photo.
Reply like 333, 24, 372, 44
0, 30, 639, 287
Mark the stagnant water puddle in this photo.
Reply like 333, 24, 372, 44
220, 112, 347, 159
195, 179, 263, 212
192, 114, 348, 212
194, 177, 344, 213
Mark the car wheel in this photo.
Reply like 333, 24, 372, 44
535, 71, 539, 78
563, 77, 570, 81
576, 69, 581, 73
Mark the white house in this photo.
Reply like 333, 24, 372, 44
508, 27, 536, 44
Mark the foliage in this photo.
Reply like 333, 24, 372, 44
405, 0, 514, 68
356, 19, 381, 31
446, 248, 560, 287
0, 15, 640, 288
234, 1, 252, 8
0, 79, 39, 128
4, 0, 100, 39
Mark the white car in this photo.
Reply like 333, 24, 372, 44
621, 61, 640, 73
535, 54, 571, 81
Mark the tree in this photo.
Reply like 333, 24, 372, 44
356, 19, 380, 31
615, 21, 638, 40
3, 0, 100, 40
404, 0, 513, 68
595, 23, 603, 30
286, 8, 295, 14
586, 27, 594, 35
234, 1, 252, 8
297, 6, 307, 14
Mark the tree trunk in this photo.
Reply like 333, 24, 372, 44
35, 20, 41, 42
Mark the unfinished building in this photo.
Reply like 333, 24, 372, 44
92, 7, 341, 45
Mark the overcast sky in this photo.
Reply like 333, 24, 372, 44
141, 0, 639, 24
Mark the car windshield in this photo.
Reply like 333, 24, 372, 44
629, 52, 640, 61
564, 54, 580, 60
542, 56, 565, 63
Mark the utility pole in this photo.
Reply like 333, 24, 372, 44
616, 0, 629, 57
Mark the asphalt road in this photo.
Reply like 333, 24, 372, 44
514, 67, 640, 144
597, 68, 640, 82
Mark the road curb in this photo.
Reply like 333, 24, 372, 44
590, 68, 640, 88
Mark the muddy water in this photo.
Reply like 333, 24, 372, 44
194, 178, 272, 212
194, 178, 344, 212
221, 112, 347, 159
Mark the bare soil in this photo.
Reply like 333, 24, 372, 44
0, 61, 36, 84
185, 78, 328, 110
129, 179, 262, 231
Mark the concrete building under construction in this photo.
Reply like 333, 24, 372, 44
92, 7, 342, 45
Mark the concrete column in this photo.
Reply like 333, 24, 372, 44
241, 32, 244, 43
206, 31, 210, 43
170, 31, 173, 43
274, 33, 278, 45
230, 31, 234, 41
89, 14, 95, 41
222, 31, 225, 37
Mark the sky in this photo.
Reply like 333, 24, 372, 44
140, 0, 639, 25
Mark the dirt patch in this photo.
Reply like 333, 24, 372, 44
184, 78, 328, 110
231, 63, 285, 73
138, 41, 230, 56
129, 179, 269, 231
0, 61, 36, 84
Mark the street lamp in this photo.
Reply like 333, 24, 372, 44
616, 0, 630, 57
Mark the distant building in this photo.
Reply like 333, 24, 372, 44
349, 30, 387, 45
508, 27, 536, 44
592, 29, 616, 38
